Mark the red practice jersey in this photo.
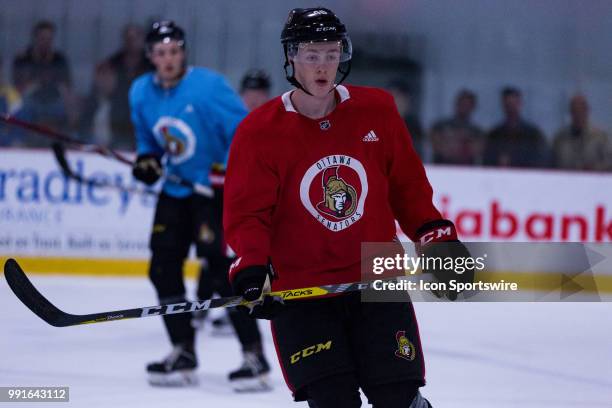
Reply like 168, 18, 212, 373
224, 85, 442, 291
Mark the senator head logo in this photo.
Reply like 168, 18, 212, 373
394, 330, 416, 361
300, 155, 368, 232
161, 126, 185, 156
317, 166, 357, 219
153, 116, 196, 165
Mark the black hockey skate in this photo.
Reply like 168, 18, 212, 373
228, 351, 271, 392
147, 344, 198, 386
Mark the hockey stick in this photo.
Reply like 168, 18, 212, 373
1, 114, 133, 164
3, 258, 408, 328
0, 114, 213, 198
51, 142, 158, 197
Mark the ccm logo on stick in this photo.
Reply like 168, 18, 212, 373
140, 300, 211, 317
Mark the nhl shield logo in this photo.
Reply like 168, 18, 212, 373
300, 155, 368, 232
319, 120, 331, 130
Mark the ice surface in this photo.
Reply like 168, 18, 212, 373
1, 275, 611, 407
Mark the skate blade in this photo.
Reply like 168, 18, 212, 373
148, 370, 198, 387
230, 374, 272, 393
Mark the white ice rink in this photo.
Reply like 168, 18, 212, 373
1, 274, 611, 407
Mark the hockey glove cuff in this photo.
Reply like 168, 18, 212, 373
232, 265, 284, 320
132, 154, 162, 185
416, 220, 474, 301
232, 265, 272, 301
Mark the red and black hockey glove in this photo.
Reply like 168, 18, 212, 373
132, 154, 162, 185
416, 219, 474, 301
231, 265, 285, 320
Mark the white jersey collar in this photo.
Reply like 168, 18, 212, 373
281, 85, 351, 113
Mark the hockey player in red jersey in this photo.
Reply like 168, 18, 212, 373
224, 7, 471, 407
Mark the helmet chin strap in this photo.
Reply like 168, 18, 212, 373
283, 59, 313, 96
334, 61, 351, 91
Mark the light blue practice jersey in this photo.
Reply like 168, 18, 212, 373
129, 67, 247, 197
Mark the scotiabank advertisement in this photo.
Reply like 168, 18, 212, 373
1, 149, 611, 264
426, 166, 612, 242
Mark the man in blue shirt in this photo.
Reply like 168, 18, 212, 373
197, 69, 273, 335
130, 21, 269, 389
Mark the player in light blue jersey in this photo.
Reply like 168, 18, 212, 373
130, 20, 269, 390
198, 69, 273, 335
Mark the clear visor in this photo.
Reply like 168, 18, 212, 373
287, 38, 352, 65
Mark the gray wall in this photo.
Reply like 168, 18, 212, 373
1, 0, 611, 138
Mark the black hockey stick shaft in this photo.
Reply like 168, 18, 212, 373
3, 258, 405, 328
53, 142, 213, 198
51, 142, 158, 197
1, 114, 213, 197
1, 114, 132, 164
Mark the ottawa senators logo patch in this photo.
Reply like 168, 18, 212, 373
316, 166, 358, 219
198, 223, 215, 244
394, 330, 416, 361
153, 116, 196, 165
300, 155, 368, 232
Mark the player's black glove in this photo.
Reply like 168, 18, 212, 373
132, 154, 162, 185
231, 265, 284, 320
416, 220, 474, 301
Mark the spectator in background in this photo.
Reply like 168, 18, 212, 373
1, 55, 23, 146
12, 20, 71, 94
104, 23, 153, 149
78, 62, 131, 148
430, 89, 483, 165
1, 55, 22, 115
12, 20, 75, 144
239, 69, 271, 111
483, 86, 548, 168
387, 80, 424, 159
552, 94, 611, 171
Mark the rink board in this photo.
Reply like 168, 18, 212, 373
1, 149, 611, 281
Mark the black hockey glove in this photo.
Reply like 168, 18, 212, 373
416, 220, 474, 301
132, 154, 162, 185
232, 265, 284, 320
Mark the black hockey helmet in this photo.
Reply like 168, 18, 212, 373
240, 69, 272, 92
280, 7, 352, 93
146, 20, 185, 52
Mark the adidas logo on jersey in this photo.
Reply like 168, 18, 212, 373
362, 131, 379, 142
